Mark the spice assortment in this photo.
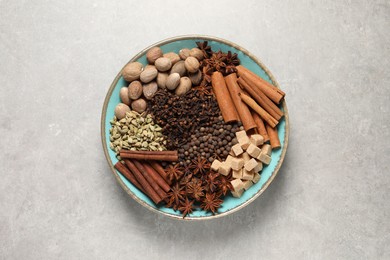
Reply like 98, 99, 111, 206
108, 40, 286, 218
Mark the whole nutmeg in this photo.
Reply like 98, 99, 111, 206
154, 57, 172, 72
175, 77, 192, 96
114, 103, 130, 119
131, 98, 147, 113
156, 72, 168, 89
122, 62, 143, 82
166, 73, 180, 90
188, 70, 202, 85
163, 52, 181, 65
143, 81, 158, 100
146, 47, 163, 64
128, 81, 143, 100
179, 48, 191, 60
184, 57, 200, 73
119, 87, 131, 105
190, 48, 204, 61
170, 60, 186, 77
140, 67, 158, 83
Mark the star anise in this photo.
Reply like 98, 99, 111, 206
186, 178, 204, 201
217, 174, 233, 196
165, 164, 184, 183
203, 172, 219, 193
199, 65, 213, 88
166, 182, 186, 210
225, 51, 240, 66
190, 157, 211, 175
178, 197, 194, 218
196, 41, 213, 59
201, 193, 223, 214
209, 51, 227, 73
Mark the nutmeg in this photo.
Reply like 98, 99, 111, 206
184, 57, 200, 73
179, 48, 191, 60
140, 67, 158, 83
166, 73, 180, 90
119, 87, 131, 105
143, 81, 158, 100
175, 77, 192, 96
122, 62, 143, 82
131, 98, 147, 113
115, 103, 131, 119
188, 70, 202, 85
154, 57, 172, 72
163, 52, 181, 65
128, 81, 143, 100
146, 47, 163, 64
190, 48, 204, 61
170, 60, 186, 77
156, 72, 169, 89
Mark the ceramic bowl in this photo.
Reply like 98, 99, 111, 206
101, 35, 289, 220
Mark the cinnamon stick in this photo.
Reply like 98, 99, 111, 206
224, 73, 257, 131
114, 162, 146, 194
124, 160, 162, 204
239, 92, 278, 128
211, 71, 239, 123
252, 112, 270, 143
120, 150, 178, 162
236, 65, 285, 104
266, 124, 281, 149
149, 161, 170, 184
133, 160, 167, 200
238, 77, 283, 120
143, 163, 170, 193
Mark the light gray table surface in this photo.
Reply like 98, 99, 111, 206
1, 0, 389, 259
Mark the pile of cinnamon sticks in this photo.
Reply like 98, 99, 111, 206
114, 150, 176, 204
211, 65, 285, 149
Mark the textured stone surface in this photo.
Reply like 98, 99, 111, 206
0, 0, 389, 259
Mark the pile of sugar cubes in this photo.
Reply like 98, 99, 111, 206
211, 130, 272, 198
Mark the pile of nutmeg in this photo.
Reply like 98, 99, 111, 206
114, 46, 204, 119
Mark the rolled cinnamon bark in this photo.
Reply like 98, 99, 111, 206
149, 161, 170, 184
120, 150, 178, 162
211, 71, 239, 123
224, 73, 257, 131
252, 112, 270, 143
124, 160, 162, 204
143, 163, 170, 193
114, 162, 146, 194
133, 160, 167, 200
236, 65, 285, 104
265, 124, 281, 149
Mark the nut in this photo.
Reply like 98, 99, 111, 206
175, 77, 192, 96
190, 48, 204, 61
154, 57, 172, 72
140, 67, 158, 83
143, 81, 158, 100
156, 72, 168, 89
170, 60, 186, 77
146, 47, 163, 64
166, 73, 180, 90
122, 62, 143, 82
128, 81, 143, 100
163, 52, 181, 65
184, 57, 200, 73
188, 70, 202, 85
131, 98, 147, 113
119, 87, 131, 105
114, 103, 130, 119
179, 48, 191, 60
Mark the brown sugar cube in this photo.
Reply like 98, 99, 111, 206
231, 143, 244, 156
253, 161, 263, 173
238, 135, 251, 150
257, 153, 271, 165
218, 162, 231, 176
231, 189, 244, 198
261, 144, 272, 156
231, 178, 244, 192
226, 155, 234, 164
232, 168, 243, 179
253, 172, 261, 183
235, 130, 247, 140
231, 157, 244, 171
243, 180, 253, 190
246, 143, 261, 158
250, 134, 264, 146
240, 152, 251, 162
211, 159, 222, 172
244, 158, 258, 172
242, 168, 254, 180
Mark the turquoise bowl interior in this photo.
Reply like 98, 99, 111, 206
101, 35, 289, 220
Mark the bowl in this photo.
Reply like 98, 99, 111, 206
101, 35, 289, 220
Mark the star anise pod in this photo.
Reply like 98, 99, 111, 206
166, 182, 186, 210
178, 197, 194, 218
189, 157, 211, 175
199, 65, 213, 88
217, 174, 233, 196
203, 172, 219, 193
210, 51, 227, 73
186, 178, 204, 201
201, 193, 223, 214
196, 41, 213, 59
225, 51, 240, 66
165, 164, 184, 183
